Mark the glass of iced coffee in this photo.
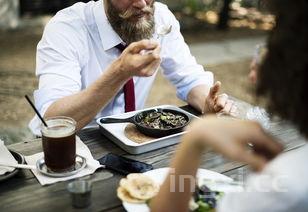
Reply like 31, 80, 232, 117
41, 116, 76, 173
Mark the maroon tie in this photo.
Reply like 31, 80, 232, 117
115, 44, 136, 112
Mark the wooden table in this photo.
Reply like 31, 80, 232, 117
0, 101, 306, 212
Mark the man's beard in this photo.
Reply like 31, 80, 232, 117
106, 0, 155, 44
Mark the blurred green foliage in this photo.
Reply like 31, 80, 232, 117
164, 0, 261, 14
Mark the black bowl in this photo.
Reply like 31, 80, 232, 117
133, 109, 190, 137
100, 108, 191, 138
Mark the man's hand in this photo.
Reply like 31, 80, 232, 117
188, 116, 284, 171
114, 39, 161, 79
204, 81, 237, 115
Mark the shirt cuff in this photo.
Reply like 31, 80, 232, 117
176, 71, 214, 101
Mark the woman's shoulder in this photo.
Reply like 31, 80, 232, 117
218, 145, 308, 212
248, 144, 308, 207
265, 144, 308, 178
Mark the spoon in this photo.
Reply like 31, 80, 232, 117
0, 163, 36, 170
140, 25, 172, 55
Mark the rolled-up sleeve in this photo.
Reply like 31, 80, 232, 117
29, 18, 87, 135
160, 7, 213, 101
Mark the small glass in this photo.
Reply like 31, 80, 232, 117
67, 180, 92, 208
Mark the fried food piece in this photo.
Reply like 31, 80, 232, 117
118, 173, 159, 201
117, 187, 145, 203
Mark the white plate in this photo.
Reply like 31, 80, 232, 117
97, 105, 199, 154
122, 167, 243, 212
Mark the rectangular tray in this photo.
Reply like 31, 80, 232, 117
96, 105, 198, 154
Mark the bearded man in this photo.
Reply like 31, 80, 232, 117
29, 0, 236, 135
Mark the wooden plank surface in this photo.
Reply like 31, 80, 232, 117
1, 103, 306, 211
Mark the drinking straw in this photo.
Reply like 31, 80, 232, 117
25, 95, 48, 127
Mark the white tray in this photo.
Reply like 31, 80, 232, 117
96, 105, 199, 154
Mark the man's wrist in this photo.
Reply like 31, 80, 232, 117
109, 59, 130, 83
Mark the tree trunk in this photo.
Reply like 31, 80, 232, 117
217, 0, 232, 30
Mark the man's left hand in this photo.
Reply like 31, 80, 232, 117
204, 81, 237, 116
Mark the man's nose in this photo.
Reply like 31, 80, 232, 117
132, 0, 147, 9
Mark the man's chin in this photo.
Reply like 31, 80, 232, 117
128, 14, 150, 23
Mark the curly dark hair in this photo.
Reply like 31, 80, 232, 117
257, 0, 308, 136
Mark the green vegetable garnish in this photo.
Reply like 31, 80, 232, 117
160, 115, 166, 120
197, 201, 211, 212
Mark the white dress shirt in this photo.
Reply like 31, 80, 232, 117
218, 144, 308, 212
29, 0, 213, 135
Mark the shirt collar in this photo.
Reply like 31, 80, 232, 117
93, 0, 123, 51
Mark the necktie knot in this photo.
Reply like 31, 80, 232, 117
115, 43, 127, 52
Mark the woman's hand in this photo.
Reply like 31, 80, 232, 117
187, 116, 283, 171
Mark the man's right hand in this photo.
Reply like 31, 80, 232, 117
114, 39, 161, 79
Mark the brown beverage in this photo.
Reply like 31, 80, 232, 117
41, 117, 76, 172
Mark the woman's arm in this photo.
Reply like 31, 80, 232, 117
150, 133, 205, 212
150, 116, 283, 212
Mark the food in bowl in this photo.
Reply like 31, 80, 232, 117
138, 110, 188, 130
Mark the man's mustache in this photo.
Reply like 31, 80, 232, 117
119, 6, 153, 19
